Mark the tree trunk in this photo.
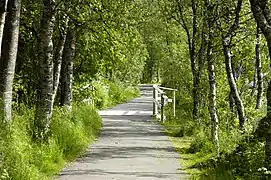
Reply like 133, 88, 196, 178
206, 0, 219, 153
0, 0, 21, 121
60, 22, 76, 108
193, 27, 206, 121
34, 0, 56, 140
207, 31, 219, 154
222, 37, 246, 128
52, 17, 69, 104
177, 0, 201, 121
255, 26, 263, 109
229, 91, 235, 114
0, 0, 8, 56
191, 55, 199, 120
191, 0, 200, 121
249, 0, 271, 170
251, 66, 257, 97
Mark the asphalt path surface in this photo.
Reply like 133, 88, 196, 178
58, 85, 185, 180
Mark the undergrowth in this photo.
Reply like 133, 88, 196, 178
163, 106, 266, 180
0, 104, 101, 180
74, 78, 139, 109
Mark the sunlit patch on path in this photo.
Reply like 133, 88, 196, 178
99, 110, 153, 116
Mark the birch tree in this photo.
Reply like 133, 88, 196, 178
52, 16, 69, 104
175, 0, 204, 121
249, 0, 271, 170
34, 0, 56, 140
0, 0, 8, 55
219, 0, 246, 128
0, 0, 21, 121
206, 0, 219, 153
60, 21, 76, 108
255, 26, 263, 109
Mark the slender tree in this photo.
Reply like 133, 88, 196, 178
219, 0, 246, 128
0, 0, 21, 121
52, 16, 69, 104
34, 0, 56, 140
0, 0, 8, 55
191, 0, 201, 121
206, 0, 219, 153
255, 25, 263, 109
60, 20, 76, 108
175, 0, 204, 121
249, 0, 271, 170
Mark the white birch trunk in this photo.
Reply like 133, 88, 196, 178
206, 1, 219, 153
255, 26, 263, 109
60, 22, 76, 108
34, 0, 56, 140
0, 0, 21, 121
222, 38, 246, 128
52, 17, 69, 104
249, 0, 271, 168
0, 0, 8, 56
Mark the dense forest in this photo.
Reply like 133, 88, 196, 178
1, 0, 271, 179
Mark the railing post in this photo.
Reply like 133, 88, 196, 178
173, 91, 176, 117
153, 85, 158, 116
161, 94, 165, 122
92, 86, 95, 107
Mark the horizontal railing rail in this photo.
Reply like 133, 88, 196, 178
152, 85, 177, 122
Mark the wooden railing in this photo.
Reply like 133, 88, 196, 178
152, 85, 177, 122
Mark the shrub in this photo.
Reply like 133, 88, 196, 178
74, 78, 139, 109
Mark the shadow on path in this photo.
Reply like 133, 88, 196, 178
58, 85, 185, 180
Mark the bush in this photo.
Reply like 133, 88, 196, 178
108, 81, 139, 105
74, 77, 139, 109
0, 104, 101, 180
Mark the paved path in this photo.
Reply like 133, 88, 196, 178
59, 85, 185, 180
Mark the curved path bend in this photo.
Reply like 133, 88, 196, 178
59, 85, 185, 180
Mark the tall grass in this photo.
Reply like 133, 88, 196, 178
163, 107, 266, 180
0, 104, 101, 180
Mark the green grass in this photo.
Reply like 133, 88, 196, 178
162, 117, 205, 179
163, 113, 266, 180
170, 137, 202, 176
164, 117, 239, 180
0, 104, 102, 180
169, 136, 234, 180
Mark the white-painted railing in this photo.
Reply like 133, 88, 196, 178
152, 85, 177, 122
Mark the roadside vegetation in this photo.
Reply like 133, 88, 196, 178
0, 104, 100, 180
2, 0, 271, 179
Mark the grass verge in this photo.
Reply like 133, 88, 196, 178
163, 115, 266, 180
0, 104, 102, 180
163, 119, 215, 180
